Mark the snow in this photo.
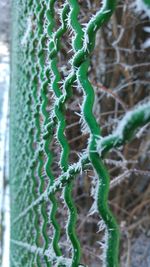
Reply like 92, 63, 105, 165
132, 0, 150, 18
142, 38, 150, 49
143, 26, 150, 33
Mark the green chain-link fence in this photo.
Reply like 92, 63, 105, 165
10, 0, 150, 266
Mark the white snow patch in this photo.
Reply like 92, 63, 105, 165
131, 0, 150, 18
144, 26, 150, 33
142, 38, 150, 49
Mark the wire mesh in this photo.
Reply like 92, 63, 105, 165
10, 0, 150, 266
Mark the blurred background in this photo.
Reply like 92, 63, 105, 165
0, 0, 150, 266
0, 1, 10, 266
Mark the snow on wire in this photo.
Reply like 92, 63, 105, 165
10, 0, 150, 266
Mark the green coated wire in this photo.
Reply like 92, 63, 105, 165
33, 0, 48, 265
73, 1, 118, 265
11, 102, 150, 215
46, 0, 67, 262
62, 1, 84, 266
37, 1, 52, 265
23, 1, 40, 264
10, 0, 150, 266
13, 0, 31, 251
10, 0, 34, 260
143, 0, 150, 7
45, 2, 69, 256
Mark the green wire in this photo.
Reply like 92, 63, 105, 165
10, 0, 150, 266
143, 0, 150, 7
